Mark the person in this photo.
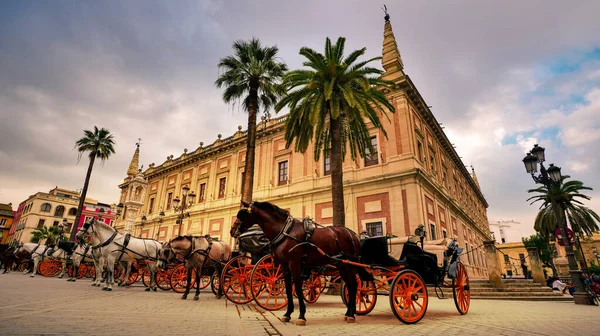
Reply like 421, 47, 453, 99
521, 262, 528, 279
359, 231, 370, 240
552, 277, 574, 295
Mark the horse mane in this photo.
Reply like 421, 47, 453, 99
252, 201, 289, 218
171, 235, 191, 243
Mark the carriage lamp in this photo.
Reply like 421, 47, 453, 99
522, 143, 592, 305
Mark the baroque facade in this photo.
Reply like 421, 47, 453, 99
114, 17, 491, 278
0, 203, 14, 244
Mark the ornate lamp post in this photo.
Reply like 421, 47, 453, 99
522, 144, 593, 305
140, 216, 147, 238
172, 185, 196, 236
155, 210, 165, 240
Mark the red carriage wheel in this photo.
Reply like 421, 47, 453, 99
452, 262, 470, 315
170, 265, 196, 293
198, 275, 211, 289
389, 270, 428, 324
125, 270, 139, 286
37, 260, 49, 276
211, 271, 220, 296
142, 268, 150, 287
114, 264, 124, 280
156, 269, 172, 290
250, 255, 287, 311
76, 264, 87, 279
41, 260, 62, 277
342, 275, 377, 315
87, 264, 96, 279
302, 274, 326, 304
221, 255, 253, 304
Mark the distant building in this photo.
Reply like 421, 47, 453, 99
9, 187, 116, 243
489, 220, 523, 244
0, 203, 15, 244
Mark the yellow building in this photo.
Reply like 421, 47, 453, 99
0, 203, 14, 244
114, 16, 492, 278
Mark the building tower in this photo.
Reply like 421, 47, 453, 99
116, 141, 147, 234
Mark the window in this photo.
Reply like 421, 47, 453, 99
41, 203, 51, 212
198, 183, 206, 202
218, 177, 226, 199
417, 140, 424, 162
442, 229, 447, 238
54, 205, 65, 217
68, 208, 77, 216
240, 172, 246, 194
442, 167, 448, 188
466, 246, 471, 264
324, 155, 331, 176
0, 219, 6, 227
429, 150, 436, 173
501, 238, 506, 243
148, 198, 155, 214
519, 253, 525, 262
53, 221, 59, 227
166, 192, 173, 210
37, 219, 46, 229
429, 223, 437, 240
366, 222, 383, 237
278, 161, 288, 186
503, 254, 510, 265
364, 136, 379, 167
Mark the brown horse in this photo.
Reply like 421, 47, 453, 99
232, 201, 362, 325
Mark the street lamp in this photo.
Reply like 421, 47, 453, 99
98, 208, 105, 221
155, 210, 165, 239
522, 144, 593, 305
172, 185, 196, 236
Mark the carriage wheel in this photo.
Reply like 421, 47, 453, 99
342, 276, 377, 315
40, 260, 62, 277
125, 270, 140, 286
211, 271, 221, 296
68, 264, 87, 279
199, 275, 211, 289
114, 264, 124, 279
87, 264, 96, 279
157, 269, 173, 290
452, 263, 470, 314
389, 270, 428, 324
170, 265, 197, 293
142, 268, 150, 287
250, 255, 287, 311
221, 255, 253, 304
301, 274, 326, 304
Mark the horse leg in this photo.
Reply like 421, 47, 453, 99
193, 267, 201, 300
290, 264, 307, 325
30, 257, 40, 278
146, 263, 157, 292
181, 265, 192, 300
338, 266, 358, 322
58, 260, 66, 279
103, 256, 115, 291
69, 259, 78, 282
215, 263, 224, 299
281, 264, 295, 323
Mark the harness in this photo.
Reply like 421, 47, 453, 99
185, 235, 221, 265
269, 215, 295, 248
92, 231, 117, 251
115, 233, 132, 263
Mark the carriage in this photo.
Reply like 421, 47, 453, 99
220, 225, 333, 310
339, 226, 470, 324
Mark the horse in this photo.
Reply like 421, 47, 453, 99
0, 244, 17, 273
157, 235, 232, 301
68, 242, 101, 282
232, 201, 363, 325
13, 243, 52, 277
75, 219, 161, 291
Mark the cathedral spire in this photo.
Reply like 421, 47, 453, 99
471, 166, 481, 190
126, 140, 141, 178
381, 7, 405, 81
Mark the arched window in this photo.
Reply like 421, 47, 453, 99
40, 203, 51, 212
68, 208, 77, 216
54, 205, 65, 217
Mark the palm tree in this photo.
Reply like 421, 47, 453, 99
30, 226, 60, 244
215, 38, 287, 203
71, 126, 116, 240
527, 176, 600, 243
275, 37, 395, 227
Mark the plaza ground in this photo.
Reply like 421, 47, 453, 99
0, 272, 598, 335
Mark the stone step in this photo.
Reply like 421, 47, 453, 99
433, 287, 555, 293
468, 291, 565, 297
471, 296, 574, 301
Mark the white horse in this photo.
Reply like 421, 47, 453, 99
75, 219, 161, 291
13, 243, 52, 277
69, 243, 103, 283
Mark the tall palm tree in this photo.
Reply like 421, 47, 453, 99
30, 226, 60, 244
275, 37, 395, 227
215, 38, 287, 203
527, 176, 600, 242
71, 126, 116, 240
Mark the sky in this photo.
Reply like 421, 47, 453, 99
0, 0, 599, 239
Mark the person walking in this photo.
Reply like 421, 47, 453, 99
521, 261, 529, 279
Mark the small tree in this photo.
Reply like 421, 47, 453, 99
30, 226, 60, 244
522, 233, 558, 276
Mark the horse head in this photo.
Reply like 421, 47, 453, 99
234, 200, 290, 239
75, 218, 95, 241
157, 241, 175, 270
232, 201, 256, 237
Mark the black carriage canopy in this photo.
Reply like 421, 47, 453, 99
238, 225, 269, 254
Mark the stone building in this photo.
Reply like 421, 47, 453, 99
114, 16, 492, 278
489, 220, 524, 244
9, 187, 116, 243
0, 203, 14, 244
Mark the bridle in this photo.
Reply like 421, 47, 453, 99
235, 203, 294, 249
78, 219, 117, 251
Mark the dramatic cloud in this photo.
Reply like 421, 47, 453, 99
0, 0, 599, 239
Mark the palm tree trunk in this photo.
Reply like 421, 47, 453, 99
330, 116, 345, 227
242, 86, 258, 203
70, 154, 96, 241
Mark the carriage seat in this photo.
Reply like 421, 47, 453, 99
422, 238, 451, 267
388, 236, 418, 261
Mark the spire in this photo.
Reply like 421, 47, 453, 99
127, 140, 141, 178
471, 166, 481, 190
381, 7, 405, 81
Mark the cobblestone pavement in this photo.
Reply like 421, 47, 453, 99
0, 273, 598, 335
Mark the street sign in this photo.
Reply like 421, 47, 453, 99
555, 227, 574, 246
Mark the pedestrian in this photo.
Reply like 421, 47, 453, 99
521, 261, 528, 279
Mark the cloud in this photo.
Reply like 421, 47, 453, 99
0, 0, 599, 240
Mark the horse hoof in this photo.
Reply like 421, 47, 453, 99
280, 316, 291, 323
346, 317, 355, 323
181, 296, 188, 300
106, 288, 112, 291
102, 287, 107, 291
216, 294, 222, 299
296, 319, 306, 326
193, 296, 199, 301
153, 287, 157, 292
29, 275, 34, 278
145, 287, 151, 292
